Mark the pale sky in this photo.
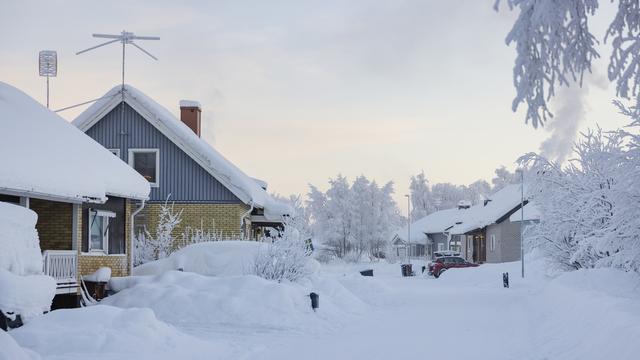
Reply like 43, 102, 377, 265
0, 0, 630, 210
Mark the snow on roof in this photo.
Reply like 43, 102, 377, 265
0, 82, 150, 203
73, 84, 291, 220
448, 184, 527, 235
509, 201, 540, 222
179, 100, 201, 109
395, 184, 530, 240
394, 208, 468, 243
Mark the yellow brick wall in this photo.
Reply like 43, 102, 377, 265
136, 203, 250, 243
30, 199, 74, 251
76, 200, 132, 279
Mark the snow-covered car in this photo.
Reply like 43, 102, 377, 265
428, 256, 478, 278
433, 250, 461, 259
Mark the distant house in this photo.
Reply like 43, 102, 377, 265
393, 185, 538, 263
73, 85, 290, 242
0, 82, 150, 307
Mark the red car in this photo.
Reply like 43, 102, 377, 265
428, 256, 479, 278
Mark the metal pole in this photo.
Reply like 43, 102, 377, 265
46, 75, 50, 109
406, 194, 411, 264
520, 170, 525, 278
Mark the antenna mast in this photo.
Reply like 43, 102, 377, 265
76, 30, 160, 96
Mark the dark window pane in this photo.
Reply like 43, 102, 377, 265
133, 152, 157, 183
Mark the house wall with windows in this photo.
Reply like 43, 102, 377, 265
29, 199, 74, 251
85, 103, 242, 204
77, 198, 132, 278
84, 103, 246, 237
485, 219, 521, 263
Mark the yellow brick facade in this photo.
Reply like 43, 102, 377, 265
136, 202, 250, 244
30, 199, 74, 251
76, 200, 132, 278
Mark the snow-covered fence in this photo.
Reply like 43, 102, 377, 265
42, 250, 77, 285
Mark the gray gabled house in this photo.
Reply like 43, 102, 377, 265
73, 85, 290, 241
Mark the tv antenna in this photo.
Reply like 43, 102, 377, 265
76, 31, 160, 94
39, 50, 57, 108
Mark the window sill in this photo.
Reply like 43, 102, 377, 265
80, 252, 127, 257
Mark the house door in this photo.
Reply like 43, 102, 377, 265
472, 234, 486, 263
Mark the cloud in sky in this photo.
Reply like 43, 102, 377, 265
0, 0, 630, 208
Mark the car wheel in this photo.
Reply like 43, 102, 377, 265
437, 268, 447, 278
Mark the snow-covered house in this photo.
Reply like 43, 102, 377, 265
73, 85, 290, 241
0, 82, 150, 307
447, 185, 531, 264
392, 207, 467, 259
393, 185, 535, 263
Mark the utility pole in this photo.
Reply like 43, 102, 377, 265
517, 168, 525, 278
405, 194, 411, 264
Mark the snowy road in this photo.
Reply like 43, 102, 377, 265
215, 273, 537, 360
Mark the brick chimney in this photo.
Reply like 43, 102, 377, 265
179, 100, 201, 137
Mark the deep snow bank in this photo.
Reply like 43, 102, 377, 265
133, 241, 269, 276
133, 240, 320, 278
0, 331, 40, 360
10, 305, 230, 360
104, 271, 368, 332
0, 202, 56, 322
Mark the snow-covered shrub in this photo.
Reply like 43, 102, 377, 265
253, 219, 311, 282
0, 201, 56, 323
134, 199, 183, 266
521, 126, 640, 272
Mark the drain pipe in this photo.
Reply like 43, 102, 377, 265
240, 201, 254, 239
130, 199, 146, 272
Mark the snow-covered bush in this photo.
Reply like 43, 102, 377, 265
134, 199, 183, 266
0, 202, 56, 323
521, 126, 640, 272
253, 219, 311, 282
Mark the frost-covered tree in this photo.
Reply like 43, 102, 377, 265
134, 199, 183, 266
498, 0, 640, 127
409, 171, 434, 219
521, 127, 640, 272
307, 175, 402, 260
491, 166, 519, 191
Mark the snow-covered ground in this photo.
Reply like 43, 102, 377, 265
4, 248, 640, 360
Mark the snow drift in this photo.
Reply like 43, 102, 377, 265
0, 202, 55, 322
10, 305, 229, 360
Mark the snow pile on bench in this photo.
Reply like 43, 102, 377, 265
10, 305, 229, 360
0, 202, 55, 323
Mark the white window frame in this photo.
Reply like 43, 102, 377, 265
128, 148, 160, 187
87, 209, 115, 254
490, 234, 496, 252
108, 148, 121, 158
437, 243, 445, 252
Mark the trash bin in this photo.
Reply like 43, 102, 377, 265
401, 264, 413, 277
360, 269, 374, 277
309, 292, 319, 310
84, 281, 107, 301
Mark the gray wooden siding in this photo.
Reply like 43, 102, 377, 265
485, 219, 521, 263
85, 103, 242, 204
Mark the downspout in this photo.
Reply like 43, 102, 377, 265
240, 201, 254, 239
130, 199, 146, 273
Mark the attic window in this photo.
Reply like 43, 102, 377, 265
128, 149, 159, 187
